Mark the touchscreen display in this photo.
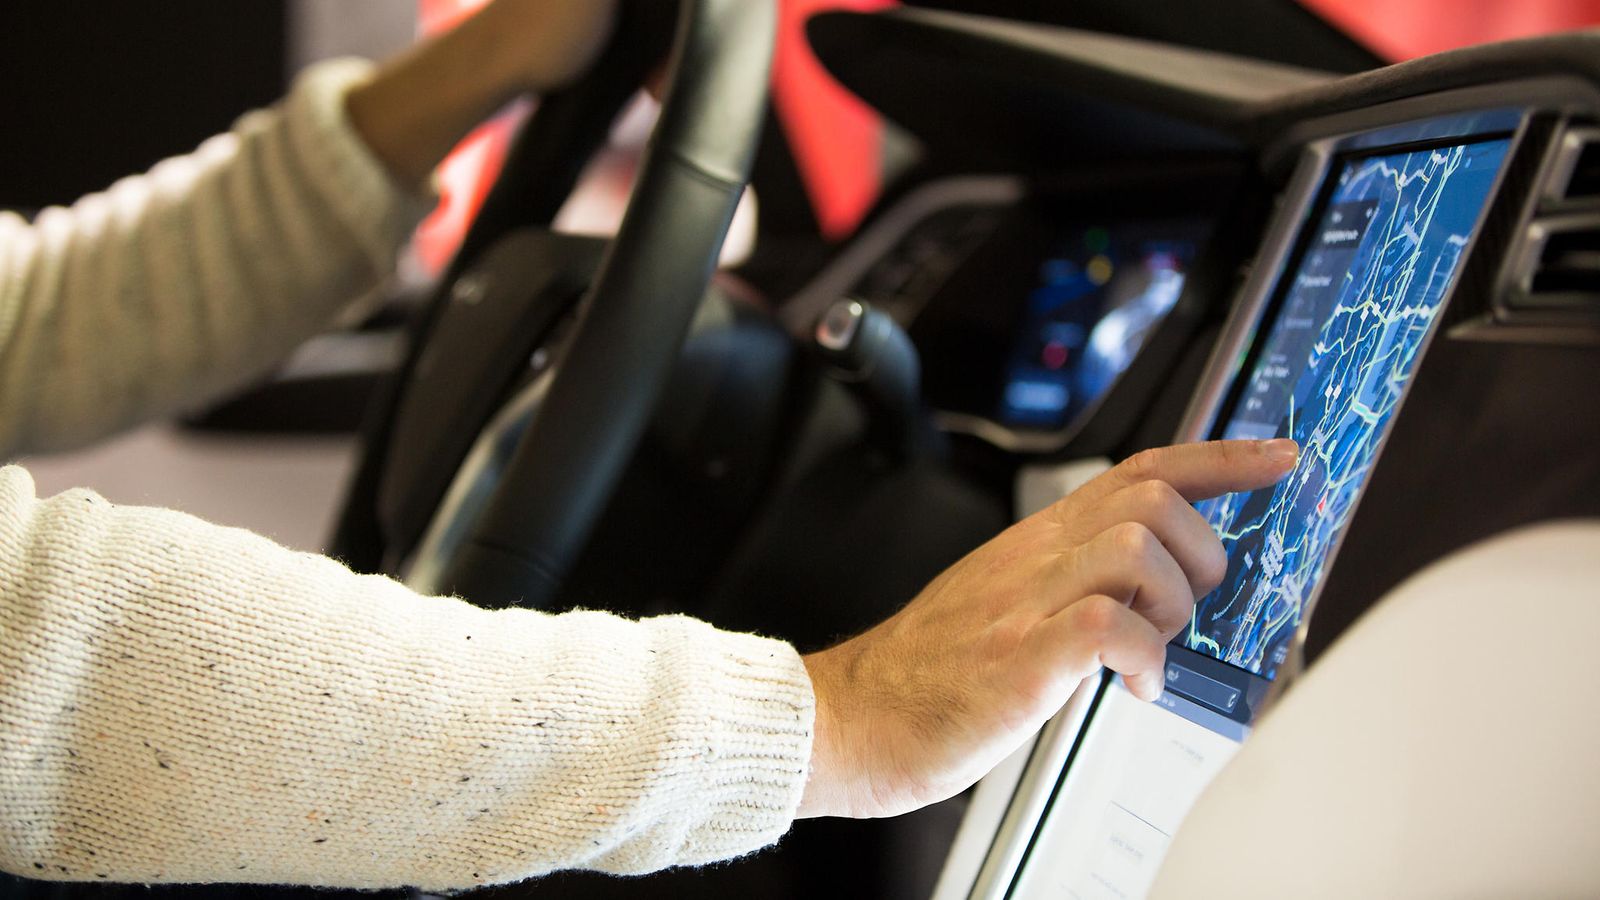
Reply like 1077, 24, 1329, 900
1006, 133, 1512, 900
1182, 137, 1512, 679
998, 223, 1206, 430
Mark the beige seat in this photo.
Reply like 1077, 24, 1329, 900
1151, 521, 1600, 898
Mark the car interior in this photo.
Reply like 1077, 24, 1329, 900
5, 1, 1599, 898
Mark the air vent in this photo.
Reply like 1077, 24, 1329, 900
1510, 217, 1600, 314
1544, 126, 1600, 204
1564, 141, 1600, 200
1532, 228, 1600, 294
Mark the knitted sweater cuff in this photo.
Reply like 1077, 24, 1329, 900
633, 617, 815, 871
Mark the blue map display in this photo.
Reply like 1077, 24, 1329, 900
1183, 137, 1512, 678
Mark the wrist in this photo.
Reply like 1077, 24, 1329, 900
798, 649, 839, 818
798, 642, 864, 819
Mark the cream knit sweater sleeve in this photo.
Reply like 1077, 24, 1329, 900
0, 467, 814, 891
0, 62, 817, 890
0, 60, 426, 458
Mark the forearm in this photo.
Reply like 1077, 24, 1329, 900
346, 0, 617, 187
345, 20, 523, 188
0, 465, 812, 890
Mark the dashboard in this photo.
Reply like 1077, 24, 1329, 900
903, 192, 1217, 446
798, 10, 1600, 899
784, 168, 1253, 455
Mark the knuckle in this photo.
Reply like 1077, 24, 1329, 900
1110, 521, 1161, 562
1215, 438, 1251, 468
1133, 478, 1182, 516
985, 614, 1034, 658
1119, 448, 1164, 484
1069, 594, 1123, 641
992, 611, 1030, 646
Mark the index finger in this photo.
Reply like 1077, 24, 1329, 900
1075, 439, 1299, 507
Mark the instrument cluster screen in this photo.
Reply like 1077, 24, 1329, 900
998, 222, 1208, 430
1184, 136, 1513, 678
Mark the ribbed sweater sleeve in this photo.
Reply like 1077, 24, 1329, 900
0, 466, 815, 890
0, 58, 428, 458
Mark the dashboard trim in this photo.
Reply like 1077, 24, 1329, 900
780, 175, 1025, 334
1172, 143, 1330, 447
961, 674, 1104, 900
933, 409, 1110, 456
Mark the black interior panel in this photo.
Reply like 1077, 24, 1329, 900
809, 9, 1332, 170
0, 3, 286, 209
903, 0, 1382, 73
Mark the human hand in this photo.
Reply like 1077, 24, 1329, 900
797, 439, 1298, 820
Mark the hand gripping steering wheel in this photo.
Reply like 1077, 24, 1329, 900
331, 0, 778, 610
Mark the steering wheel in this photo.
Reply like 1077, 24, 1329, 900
331, 0, 778, 610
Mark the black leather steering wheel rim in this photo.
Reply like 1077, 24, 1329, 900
331, 0, 778, 610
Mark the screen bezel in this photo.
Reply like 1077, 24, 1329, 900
989, 106, 1533, 900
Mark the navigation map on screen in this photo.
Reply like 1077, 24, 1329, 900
1182, 137, 1512, 678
